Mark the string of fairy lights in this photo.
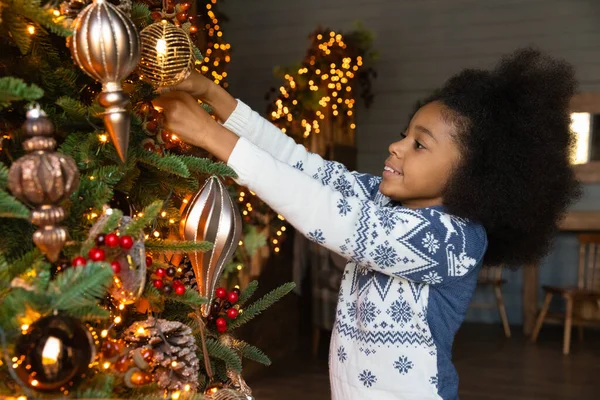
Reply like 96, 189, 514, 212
268, 30, 365, 142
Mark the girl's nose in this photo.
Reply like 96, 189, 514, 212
389, 139, 404, 158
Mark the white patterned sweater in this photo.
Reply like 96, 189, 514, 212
223, 101, 488, 400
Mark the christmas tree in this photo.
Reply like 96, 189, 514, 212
0, 1, 294, 398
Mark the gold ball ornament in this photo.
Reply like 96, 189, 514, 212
7, 105, 79, 262
70, 0, 141, 162
139, 20, 195, 88
12, 315, 95, 393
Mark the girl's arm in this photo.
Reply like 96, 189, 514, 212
153, 91, 486, 284
198, 78, 381, 201
227, 136, 488, 284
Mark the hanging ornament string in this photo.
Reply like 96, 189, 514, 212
194, 312, 215, 384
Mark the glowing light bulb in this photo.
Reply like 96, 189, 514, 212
155, 39, 167, 57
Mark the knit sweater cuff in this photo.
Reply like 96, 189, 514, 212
227, 137, 259, 187
222, 99, 253, 139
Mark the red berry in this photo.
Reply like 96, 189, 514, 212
105, 233, 119, 248
176, 11, 188, 22
215, 287, 227, 299
72, 256, 87, 267
216, 317, 227, 328
144, 120, 158, 134
227, 291, 239, 304
120, 235, 134, 250
217, 325, 227, 333
226, 308, 238, 319
88, 248, 106, 262
155, 268, 166, 278
175, 285, 185, 295
153, 279, 164, 289
111, 260, 122, 274
150, 11, 162, 21
146, 256, 153, 267
172, 280, 182, 288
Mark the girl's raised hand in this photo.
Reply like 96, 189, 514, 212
157, 70, 213, 99
152, 91, 214, 148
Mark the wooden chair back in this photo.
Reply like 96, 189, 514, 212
577, 234, 600, 291
478, 265, 503, 282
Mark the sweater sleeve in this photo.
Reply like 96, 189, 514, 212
228, 138, 488, 284
222, 100, 382, 201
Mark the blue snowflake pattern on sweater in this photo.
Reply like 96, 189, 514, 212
371, 243, 398, 268
307, 229, 325, 244
333, 175, 356, 198
387, 300, 414, 327
430, 374, 439, 389
394, 356, 414, 375
337, 346, 347, 363
359, 370, 377, 388
337, 198, 352, 216
292, 161, 304, 171
359, 300, 378, 325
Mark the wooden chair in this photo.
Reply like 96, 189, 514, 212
531, 233, 600, 354
471, 265, 511, 338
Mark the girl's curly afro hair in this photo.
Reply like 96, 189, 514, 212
422, 48, 581, 267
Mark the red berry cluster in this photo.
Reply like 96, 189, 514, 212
71, 232, 134, 273
208, 287, 241, 333
151, 262, 186, 296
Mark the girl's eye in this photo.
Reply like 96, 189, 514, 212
416, 141, 426, 150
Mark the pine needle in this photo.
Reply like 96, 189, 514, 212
228, 282, 296, 330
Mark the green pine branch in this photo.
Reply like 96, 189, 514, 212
131, 3, 152, 28
242, 225, 267, 256
136, 150, 191, 178
0, 77, 44, 109
165, 289, 207, 308
92, 165, 126, 186
205, 337, 242, 373
0, 164, 8, 190
123, 200, 163, 235
75, 374, 115, 399
102, 209, 124, 233
48, 262, 113, 312
3, 249, 44, 282
192, 45, 203, 64
0, 191, 30, 219
228, 282, 296, 330
11, 0, 72, 37
176, 155, 237, 177
56, 96, 103, 122
144, 240, 213, 253
237, 340, 272, 366
238, 280, 258, 306
3, 12, 33, 53
116, 167, 141, 192
65, 304, 111, 320
142, 285, 164, 311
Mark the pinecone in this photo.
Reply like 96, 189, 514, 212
124, 317, 199, 392
180, 256, 198, 292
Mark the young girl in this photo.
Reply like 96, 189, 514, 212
154, 48, 580, 400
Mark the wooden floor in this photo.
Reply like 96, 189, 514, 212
248, 324, 600, 400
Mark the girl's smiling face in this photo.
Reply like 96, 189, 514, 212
380, 101, 463, 209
